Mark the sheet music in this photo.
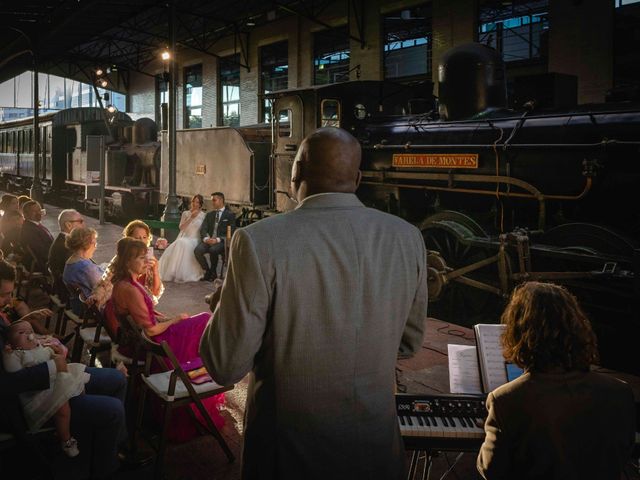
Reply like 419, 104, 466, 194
474, 324, 508, 393
448, 344, 483, 394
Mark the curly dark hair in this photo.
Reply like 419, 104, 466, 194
501, 281, 599, 373
110, 237, 148, 284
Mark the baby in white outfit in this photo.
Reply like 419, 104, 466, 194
2, 320, 90, 457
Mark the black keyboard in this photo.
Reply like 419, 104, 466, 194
396, 393, 487, 451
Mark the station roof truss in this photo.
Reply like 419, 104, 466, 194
0, 0, 367, 86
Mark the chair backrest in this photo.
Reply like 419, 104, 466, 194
24, 245, 40, 274
85, 304, 115, 343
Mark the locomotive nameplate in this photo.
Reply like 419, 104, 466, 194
195, 164, 206, 175
392, 153, 478, 169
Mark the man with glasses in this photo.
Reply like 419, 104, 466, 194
48, 209, 85, 293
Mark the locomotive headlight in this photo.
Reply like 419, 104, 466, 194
354, 104, 367, 120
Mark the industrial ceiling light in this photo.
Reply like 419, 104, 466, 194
161, 50, 171, 61
99, 79, 108, 88
95, 68, 104, 76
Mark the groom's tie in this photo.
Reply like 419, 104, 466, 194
213, 210, 221, 236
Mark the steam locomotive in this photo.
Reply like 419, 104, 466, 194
0, 107, 160, 217
161, 44, 639, 371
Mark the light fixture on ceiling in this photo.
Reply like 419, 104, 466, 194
161, 50, 171, 61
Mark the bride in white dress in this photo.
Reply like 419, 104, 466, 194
159, 194, 206, 283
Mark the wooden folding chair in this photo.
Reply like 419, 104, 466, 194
121, 315, 235, 477
65, 297, 111, 366
17, 245, 51, 302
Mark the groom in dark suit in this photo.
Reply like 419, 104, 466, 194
194, 192, 236, 281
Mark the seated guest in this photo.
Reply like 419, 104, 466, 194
20, 200, 53, 272
49, 209, 85, 282
0, 210, 24, 260
0, 260, 127, 479
17, 195, 31, 213
0, 194, 19, 215
62, 227, 103, 315
477, 281, 636, 480
91, 220, 164, 308
108, 237, 224, 441
122, 220, 163, 300
3, 320, 89, 457
194, 192, 236, 281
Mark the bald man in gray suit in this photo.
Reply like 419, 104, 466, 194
200, 127, 428, 480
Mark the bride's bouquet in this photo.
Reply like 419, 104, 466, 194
155, 237, 169, 250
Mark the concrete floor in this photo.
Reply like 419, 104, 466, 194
11, 199, 639, 480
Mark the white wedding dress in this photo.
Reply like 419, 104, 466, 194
159, 210, 206, 283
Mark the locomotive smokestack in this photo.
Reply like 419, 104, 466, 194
438, 43, 507, 121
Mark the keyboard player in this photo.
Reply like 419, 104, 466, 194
477, 282, 636, 480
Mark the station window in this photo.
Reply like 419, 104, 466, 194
383, 5, 432, 80
478, 0, 549, 63
260, 41, 289, 123
314, 26, 350, 85
220, 55, 240, 127
184, 64, 203, 129
155, 77, 168, 128
277, 109, 292, 138
321, 99, 341, 127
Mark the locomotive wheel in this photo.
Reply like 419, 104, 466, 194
418, 211, 504, 327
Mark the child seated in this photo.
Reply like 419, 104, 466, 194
2, 320, 90, 457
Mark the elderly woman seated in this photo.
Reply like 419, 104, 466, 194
62, 227, 103, 315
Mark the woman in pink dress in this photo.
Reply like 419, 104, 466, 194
107, 237, 224, 442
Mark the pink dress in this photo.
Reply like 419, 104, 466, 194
110, 277, 224, 442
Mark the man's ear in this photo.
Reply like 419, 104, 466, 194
291, 160, 304, 184
354, 170, 362, 189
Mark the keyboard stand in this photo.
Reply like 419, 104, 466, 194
407, 450, 466, 480
407, 450, 433, 480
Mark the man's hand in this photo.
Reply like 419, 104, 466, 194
205, 238, 218, 245
53, 355, 68, 373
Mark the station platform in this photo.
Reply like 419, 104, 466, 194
16, 201, 640, 479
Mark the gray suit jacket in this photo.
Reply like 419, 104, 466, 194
200, 193, 428, 480
477, 370, 636, 480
